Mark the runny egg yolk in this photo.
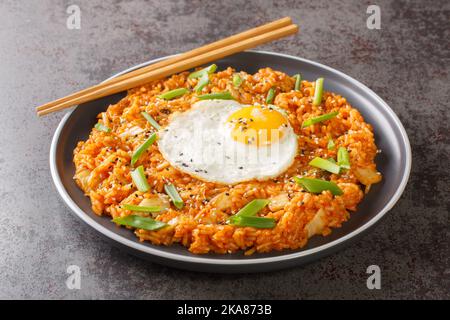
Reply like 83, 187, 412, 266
226, 105, 288, 146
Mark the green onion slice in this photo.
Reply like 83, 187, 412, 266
141, 112, 161, 130
328, 157, 337, 164
188, 64, 217, 79
164, 183, 184, 209
131, 133, 157, 166
233, 74, 243, 87
131, 165, 150, 192
313, 77, 324, 105
294, 177, 343, 196
235, 199, 270, 217
94, 123, 111, 133
122, 204, 162, 213
194, 73, 209, 93
197, 92, 234, 100
158, 88, 189, 100
309, 157, 341, 174
266, 87, 276, 104
293, 74, 302, 91
337, 147, 351, 169
302, 111, 339, 128
112, 215, 167, 231
327, 138, 335, 150
229, 215, 276, 229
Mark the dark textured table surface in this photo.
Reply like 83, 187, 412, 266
0, 0, 448, 299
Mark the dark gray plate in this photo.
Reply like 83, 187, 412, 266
50, 50, 411, 273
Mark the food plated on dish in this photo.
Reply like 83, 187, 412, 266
73, 65, 382, 255
44, 18, 410, 271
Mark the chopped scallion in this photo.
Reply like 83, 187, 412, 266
294, 177, 343, 196
309, 157, 341, 174
337, 147, 351, 169
302, 111, 339, 128
131, 165, 150, 192
122, 204, 162, 213
235, 199, 270, 217
94, 123, 111, 133
194, 73, 209, 93
141, 112, 161, 130
313, 78, 324, 105
197, 91, 234, 100
164, 183, 184, 209
327, 138, 335, 150
293, 74, 302, 91
158, 88, 189, 100
266, 87, 276, 104
188, 64, 217, 79
229, 215, 276, 229
131, 133, 157, 166
233, 73, 243, 87
112, 215, 167, 231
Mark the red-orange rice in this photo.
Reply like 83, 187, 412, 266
73, 67, 382, 255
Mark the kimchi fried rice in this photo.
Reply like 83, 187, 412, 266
73, 66, 382, 255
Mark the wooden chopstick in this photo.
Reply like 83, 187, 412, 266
36, 17, 292, 113
37, 22, 298, 116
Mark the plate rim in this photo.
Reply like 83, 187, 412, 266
49, 50, 412, 266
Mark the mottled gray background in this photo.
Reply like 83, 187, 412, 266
0, 0, 448, 299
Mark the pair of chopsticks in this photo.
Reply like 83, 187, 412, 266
36, 17, 298, 116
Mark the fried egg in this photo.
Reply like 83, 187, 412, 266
158, 100, 298, 184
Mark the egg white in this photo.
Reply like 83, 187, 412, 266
157, 100, 298, 184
